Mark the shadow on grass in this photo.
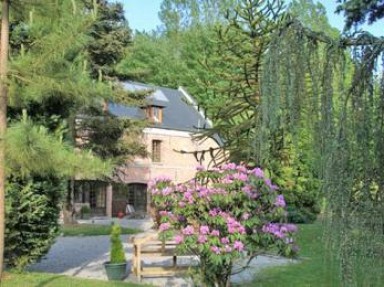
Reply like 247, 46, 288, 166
35, 275, 62, 287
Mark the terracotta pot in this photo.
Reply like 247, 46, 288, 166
117, 211, 124, 219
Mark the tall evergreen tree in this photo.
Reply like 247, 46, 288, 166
0, 0, 136, 272
82, 0, 132, 80
78, 0, 147, 177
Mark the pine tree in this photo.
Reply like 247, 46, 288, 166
0, 0, 126, 272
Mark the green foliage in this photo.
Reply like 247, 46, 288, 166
2, 1, 133, 272
109, 224, 125, 264
266, 133, 321, 224
1, 271, 145, 287
4, 176, 65, 270
77, 109, 147, 163
289, 0, 340, 37
8, 0, 112, 107
257, 7, 384, 285
60, 224, 140, 237
119, 0, 231, 113
336, 0, 384, 30
5, 115, 112, 179
82, 0, 132, 79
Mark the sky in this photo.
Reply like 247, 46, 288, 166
122, 0, 383, 36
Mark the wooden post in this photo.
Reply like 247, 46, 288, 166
136, 244, 142, 282
173, 255, 177, 268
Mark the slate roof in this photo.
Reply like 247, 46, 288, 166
109, 82, 213, 133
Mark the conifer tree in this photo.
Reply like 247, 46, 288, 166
336, 0, 384, 30
82, 0, 132, 80
0, 0, 130, 272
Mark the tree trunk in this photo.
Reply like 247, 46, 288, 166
0, 0, 10, 276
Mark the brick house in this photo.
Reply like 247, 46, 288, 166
73, 82, 225, 217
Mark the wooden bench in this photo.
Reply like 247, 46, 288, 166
132, 232, 195, 281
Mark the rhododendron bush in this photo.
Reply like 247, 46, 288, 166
150, 163, 298, 287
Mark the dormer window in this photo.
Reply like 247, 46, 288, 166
145, 105, 163, 123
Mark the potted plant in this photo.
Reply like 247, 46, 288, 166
104, 224, 127, 281
80, 205, 91, 219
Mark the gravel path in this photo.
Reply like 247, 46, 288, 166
27, 218, 297, 286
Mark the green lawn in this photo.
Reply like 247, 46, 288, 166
244, 223, 340, 287
60, 224, 141, 236
0, 272, 149, 287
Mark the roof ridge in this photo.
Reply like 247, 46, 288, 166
178, 86, 213, 128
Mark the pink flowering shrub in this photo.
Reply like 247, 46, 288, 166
149, 163, 298, 287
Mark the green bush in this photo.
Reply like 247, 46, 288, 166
5, 176, 65, 269
267, 137, 321, 224
109, 224, 126, 263
80, 205, 91, 219
286, 205, 318, 224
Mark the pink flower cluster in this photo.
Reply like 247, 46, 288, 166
208, 240, 244, 255
274, 194, 286, 207
174, 234, 184, 244
252, 167, 264, 178
182, 225, 195, 235
242, 184, 260, 199
262, 223, 298, 238
226, 217, 246, 234
148, 175, 172, 189
159, 222, 171, 231
150, 162, 298, 261
200, 225, 210, 235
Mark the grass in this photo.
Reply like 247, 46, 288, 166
60, 224, 141, 236
0, 272, 149, 287
243, 222, 340, 287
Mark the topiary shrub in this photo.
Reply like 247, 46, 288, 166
109, 224, 126, 263
5, 175, 65, 269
